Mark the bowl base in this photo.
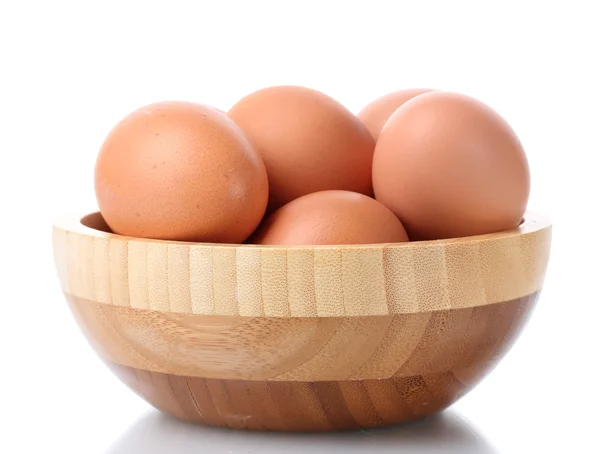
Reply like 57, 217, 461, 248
108, 362, 479, 432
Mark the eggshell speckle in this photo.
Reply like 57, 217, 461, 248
373, 91, 530, 240
95, 101, 268, 243
250, 190, 409, 245
229, 86, 375, 212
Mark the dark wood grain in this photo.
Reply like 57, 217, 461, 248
108, 363, 473, 431
101, 293, 538, 431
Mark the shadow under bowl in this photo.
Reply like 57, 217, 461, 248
52, 211, 551, 431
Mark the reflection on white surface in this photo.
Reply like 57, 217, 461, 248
106, 409, 497, 454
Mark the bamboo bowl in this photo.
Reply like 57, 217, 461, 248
53, 211, 551, 431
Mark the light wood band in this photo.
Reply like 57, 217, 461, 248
53, 211, 551, 317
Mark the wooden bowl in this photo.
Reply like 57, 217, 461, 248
52, 211, 551, 431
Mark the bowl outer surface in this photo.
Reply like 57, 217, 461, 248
52, 211, 550, 430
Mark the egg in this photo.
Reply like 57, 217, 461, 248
95, 101, 268, 243
228, 86, 375, 212
373, 91, 530, 240
250, 190, 409, 245
358, 88, 433, 139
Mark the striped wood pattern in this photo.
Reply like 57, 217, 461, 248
53, 212, 551, 317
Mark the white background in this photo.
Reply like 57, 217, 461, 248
1, 1, 599, 453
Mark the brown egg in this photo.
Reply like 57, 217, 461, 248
228, 86, 375, 212
95, 101, 268, 243
373, 91, 530, 240
250, 190, 409, 245
358, 88, 434, 139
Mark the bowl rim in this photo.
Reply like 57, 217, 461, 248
53, 210, 551, 250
